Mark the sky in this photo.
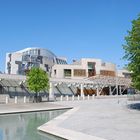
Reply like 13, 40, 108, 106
0, 0, 140, 72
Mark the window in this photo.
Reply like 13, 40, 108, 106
64, 69, 71, 77
44, 64, 49, 72
38, 49, 40, 55
88, 62, 95, 69
122, 72, 131, 78
54, 70, 56, 75
88, 62, 96, 77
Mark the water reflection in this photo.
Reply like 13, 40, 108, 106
0, 110, 66, 140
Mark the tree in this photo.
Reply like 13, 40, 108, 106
26, 67, 49, 102
123, 14, 140, 90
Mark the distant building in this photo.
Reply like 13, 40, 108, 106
2, 49, 132, 97
5, 47, 131, 79
5, 48, 67, 75
51, 58, 116, 79
117, 69, 132, 78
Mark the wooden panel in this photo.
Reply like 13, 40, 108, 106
74, 69, 86, 77
100, 70, 115, 76
76, 88, 96, 96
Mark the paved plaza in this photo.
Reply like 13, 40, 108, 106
44, 98, 140, 140
0, 97, 140, 140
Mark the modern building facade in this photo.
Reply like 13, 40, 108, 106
2, 47, 132, 98
117, 69, 132, 78
50, 58, 131, 97
51, 58, 116, 79
5, 48, 67, 75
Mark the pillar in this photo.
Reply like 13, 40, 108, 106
82, 95, 85, 100
60, 95, 63, 101
96, 85, 99, 96
66, 95, 69, 101
116, 77, 118, 96
80, 84, 84, 97
15, 96, 18, 104
77, 95, 80, 100
49, 82, 54, 101
92, 94, 95, 99
6, 96, 8, 104
119, 86, 122, 95
72, 95, 74, 101
109, 86, 112, 95
87, 95, 90, 100
24, 96, 26, 103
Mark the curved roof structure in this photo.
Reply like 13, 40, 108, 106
15, 47, 56, 58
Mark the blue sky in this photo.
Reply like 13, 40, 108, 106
0, 0, 140, 72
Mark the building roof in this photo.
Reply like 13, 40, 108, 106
15, 47, 57, 57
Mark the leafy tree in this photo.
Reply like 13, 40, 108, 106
123, 14, 140, 90
26, 67, 49, 102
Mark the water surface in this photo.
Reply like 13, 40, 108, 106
0, 110, 67, 140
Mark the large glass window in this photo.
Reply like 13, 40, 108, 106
88, 62, 95, 69
88, 62, 96, 77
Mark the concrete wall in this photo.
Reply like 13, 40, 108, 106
51, 58, 116, 79
52, 64, 87, 79
0, 74, 26, 80
11, 53, 22, 74
117, 69, 131, 78
5, 52, 23, 74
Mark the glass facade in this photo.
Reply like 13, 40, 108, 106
88, 62, 96, 77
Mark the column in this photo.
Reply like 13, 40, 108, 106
96, 85, 99, 96
116, 77, 118, 96
6, 96, 9, 104
15, 96, 18, 104
24, 96, 26, 103
49, 82, 54, 101
80, 84, 84, 97
119, 85, 122, 95
109, 86, 112, 95
116, 77, 119, 104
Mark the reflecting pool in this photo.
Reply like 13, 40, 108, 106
0, 110, 67, 140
